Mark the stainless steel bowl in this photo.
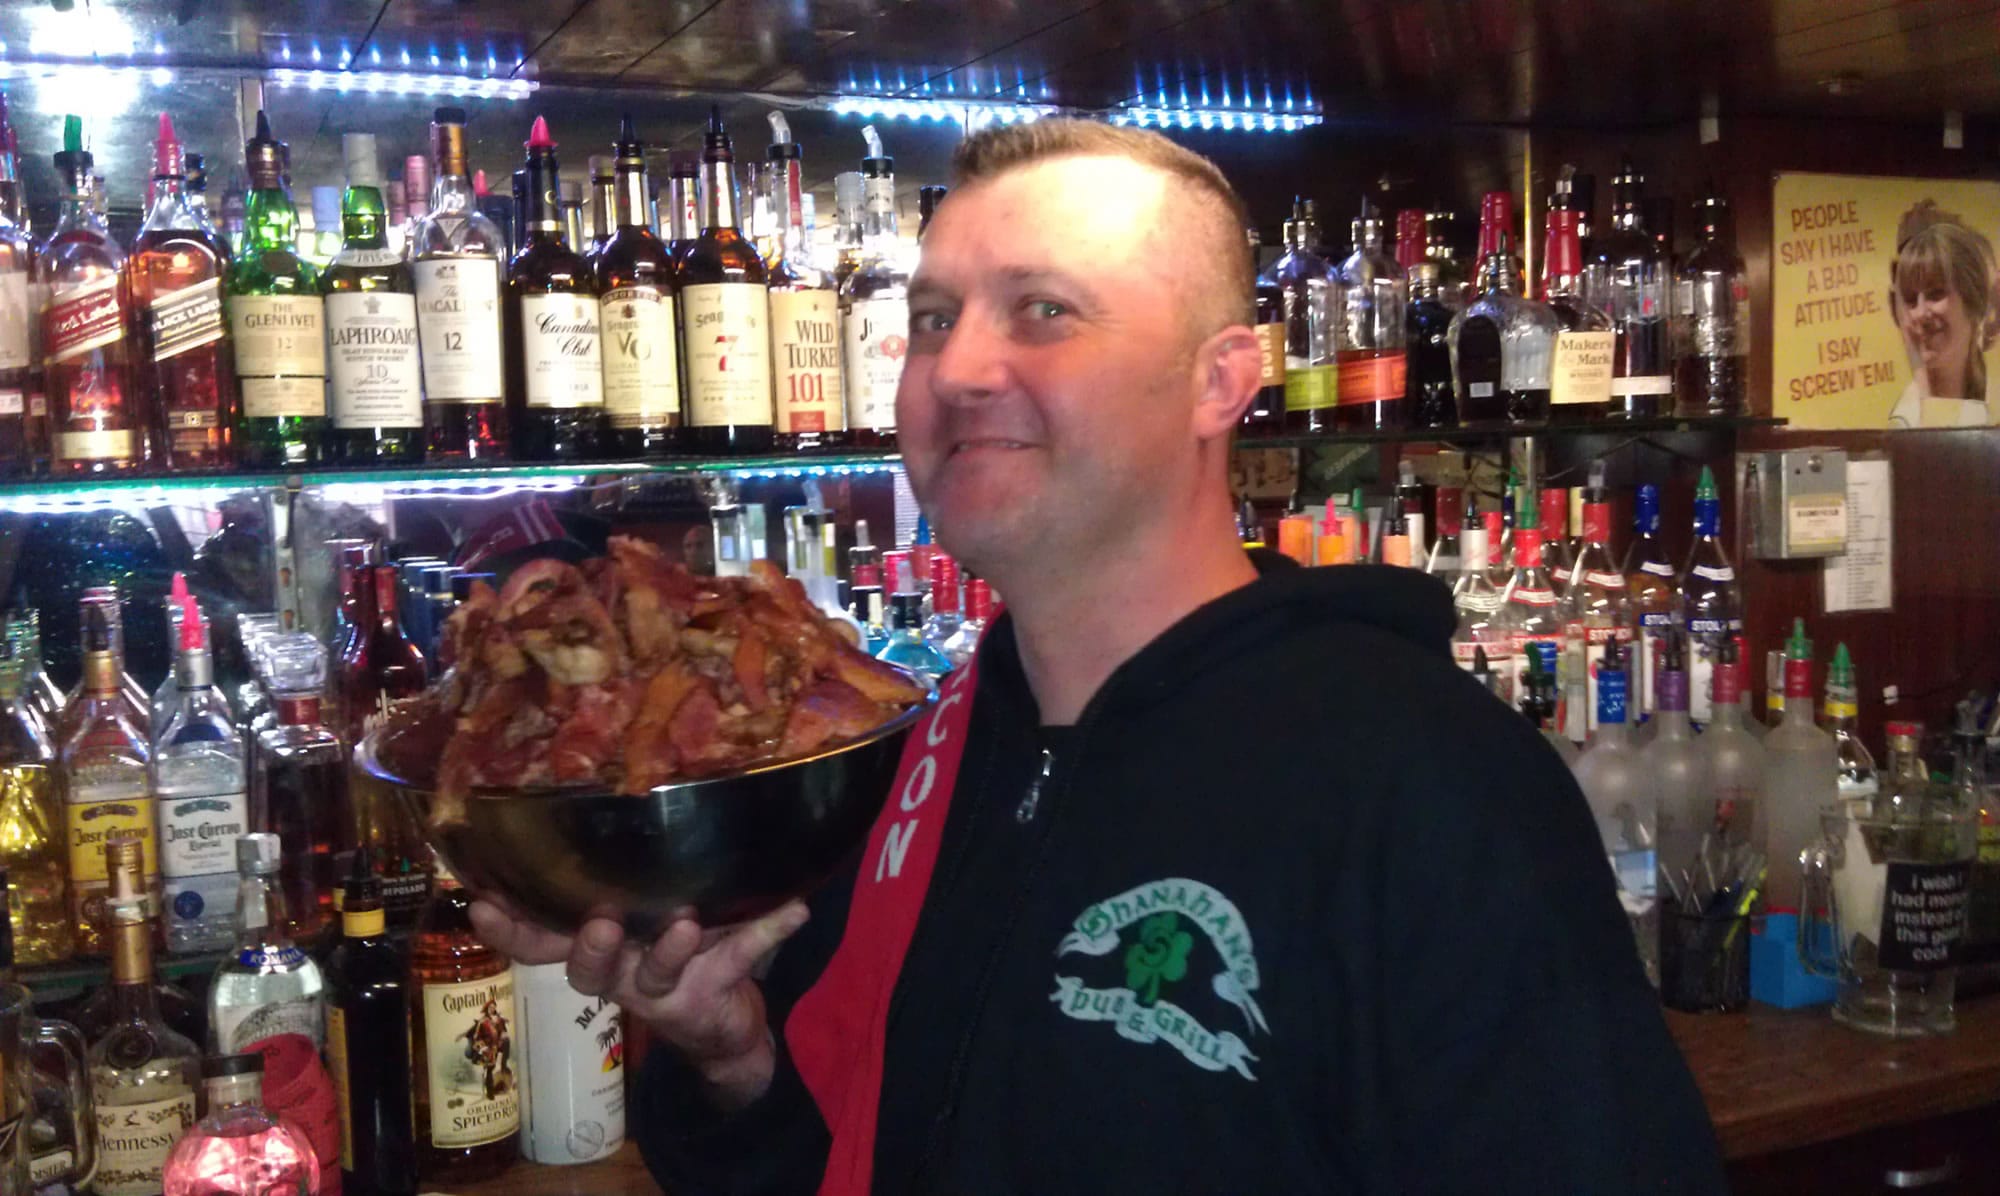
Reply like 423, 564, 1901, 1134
356, 682, 934, 936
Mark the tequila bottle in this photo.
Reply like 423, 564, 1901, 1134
60, 603, 155, 957
152, 593, 246, 956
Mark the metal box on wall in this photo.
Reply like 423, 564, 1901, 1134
1742, 448, 1849, 560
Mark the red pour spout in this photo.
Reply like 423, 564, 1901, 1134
526, 115, 554, 150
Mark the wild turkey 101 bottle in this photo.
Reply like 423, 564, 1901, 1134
323, 133, 424, 464
593, 115, 680, 457
676, 107, 773, 454
504, 117, 605, 461
766, 113, 844, 451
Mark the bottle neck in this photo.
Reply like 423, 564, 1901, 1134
668, 174, 697, 241
702, 155, 739, 232
175, 644, 214, 690
862, 171, 898, 252
204, 1073, 264, 1112
274, 695, 322, 727
237, 871, 290, 942
773, 157, 806, 266
243, 178, 298, 251
614, 158, 649, 230
339, 185, 390, 251
374, 569, 406, 635
341, 901, 387, 940
140, 173, 197, 234
55, 170, 106, 239
83, 650, 121, 697
109, 916, 156, 994
521, 153, 563, 239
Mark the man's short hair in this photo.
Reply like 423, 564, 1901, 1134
949, 119, 1255, 333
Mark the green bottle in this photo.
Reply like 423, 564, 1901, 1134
320, 133, 423, 465
225, 110, 326, 467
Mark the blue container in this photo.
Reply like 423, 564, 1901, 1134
1748, 912, 1839, 1008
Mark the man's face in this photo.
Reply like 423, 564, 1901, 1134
897, 156, 1211, 579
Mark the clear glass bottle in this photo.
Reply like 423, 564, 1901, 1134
1448, 232, 1555, 426
1569, 646, 1659, 986
225, 111, 326, 468
876, 592, 952, 682
1563, 468, 1634, 737
1825, 642, 1879, 808
1623, 484, 1677, 726
412, 107, 509, 460
1678, 465, 1742, 726
1677, 190, 1747, 417
411, 864, 519, 1185
838, 126, 905, 450
6, 614, 63, 732
0, 642, 69, 965
89, 841, 200, 1196
1498, 526, 1563, 705
1584, 158, 1673, 419
1273, 197, 1336, 433
1332, 203, 1407, 431
941, 577, 991, 670
162, 1053, 319, 1196
60, 602, 156, 958
1642, 632, 1711, 888
322, 133, 424, 466
1450, 524, 1511, 701
921, 554, 963, 649
153, 594, 247, 956
1544, 206, 1615, 422
1699, 639, 1767, 853
251, 637, 349, 946
768, 113, 844, 452
1764, 619, 1838, 912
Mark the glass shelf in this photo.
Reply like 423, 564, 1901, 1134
1237, 414, 1785, 450
18, 949, 231, 995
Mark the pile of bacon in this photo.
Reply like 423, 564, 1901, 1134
426, 536, 927, 815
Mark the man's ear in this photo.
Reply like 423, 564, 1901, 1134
1192, 324, 1262, 440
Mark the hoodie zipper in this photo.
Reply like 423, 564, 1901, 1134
1015, 747, 1054, 823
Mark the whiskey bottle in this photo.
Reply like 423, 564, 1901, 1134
1584, 159, 1673, 419
88, 841, 199, 1196
60, 602, 157, 957
766, 114, 844, 452
338, 565, 429, 744
1472, 191, 1526, 292
226, 111, 327, 468
594, 116, 682, 458
663, 152, 698, 253
1424, 209, 1470, 311
411, 863, 519, 1184
503, 117, 606, 461
559, 180, 587, 253
839, 127, 906, 449
1273, 198, 1336, 432
411, 108, 508, 460
1332, 201, 1408, 431
1243, 228, 1285, 434
153, 594, 246, 956
1447, 232, 1555, 426
0, 642, 69, 965
0, 103, 33, 475
322, 133, 424, 465
1676, 191, 1748, 416
130, 113, 236, 470
1404, 262, 1456, 429
40, 114, 143, 474
324, 867, 417, 1196
831, 171, 864, 289
251, 636, 349, 946
1544, 207, 1615, 422
586, 154, 615, 257
678, 107, 774, 454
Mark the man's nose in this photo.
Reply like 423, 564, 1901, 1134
928, 315, 1012, 405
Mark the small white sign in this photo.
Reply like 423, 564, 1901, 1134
1824, 458, 1893, 613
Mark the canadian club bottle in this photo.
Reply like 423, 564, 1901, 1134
504, 117, 605, 461
129, 113, 236, 470
40, 114, 143, 474
323, 133, 424, 465
227, 111, 327, 467
767, 117, 844, 451
411, 108, 508, 459
325, 866, 417, 1196
676, 107, 774, 454
411, 863, 519, 1184
839, 128, 907, 448
594, 116, 681, 457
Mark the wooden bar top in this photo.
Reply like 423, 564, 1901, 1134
447, 999, 2000, 1193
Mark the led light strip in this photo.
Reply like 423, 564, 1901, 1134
823, 94, 1320, 133
265, 67, 537, 101
1109, 106, 1322, 132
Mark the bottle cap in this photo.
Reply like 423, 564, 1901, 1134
201, 1053, 265, 1079
860, 124, 891, 177
1476, 190, 1513, 259
890, 591, 923, 629
404, 154, 431, 203
527, 115, 555, 151
106, 840, 145, 900
703, 104, 732, 156
589, 153, 614, 183
1829, 642, 1855, 686
1886, 719, 1922, 739
1393, 208, 1427, 269
1538, 488, 1567, 539
341, 132, 381, 189
1434, 486, 1464, 535
434, 106, 468, 126
152, 112, 184, 179
237, 832, 281, 876
1786, 616, 1812, 662
262, 633, 328, 696
1543, 208, 1584, 277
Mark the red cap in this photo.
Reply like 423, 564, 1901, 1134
1482, 510, 1505, 564
1543, 208, 1584, 280
930, 554, 961, 614
152, 112, 183, 178
1885, 720, 1922, 738
1394, 208, 1427, 270
1477, 191, 1514, 260
1538, 488, 1567, 538
1513, 527, 1543, 568
527, 115, 555, 151
473, 168, 489, 196
1434, 486, 1464, 535
966, 578, 994, 622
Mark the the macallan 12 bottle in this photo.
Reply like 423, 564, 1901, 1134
839, 126, 908, 449
594, 115, 680, 458
766, 112, 843, 451
676, 107, 773, 454
322, 133, 424, 465
227, 111, 327, 467
41, 114, 142, 474
130, 113, 237, 470
413, 108, 509, 459
504, 117, 605, 461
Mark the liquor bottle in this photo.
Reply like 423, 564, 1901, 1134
411, 864, 519, 1184
1240, 228, 1286, 435
339, 565, 430, 744
1448, 232, 1555, 426
1392, 208, 1426, 274
1499, 526, 1562, 702
409, 109, 508, 460
922, 554, 962, 647
386, 182, 409, 252
768, 115, 845, 452
559, 180, 586, 253
1481, 507, 1511, 593
663, 152, 699, 252
1424, 209, 1470, 310
1563, 470, 1634, 736
61, 602, 156, 957
1678, 465, 1741, 725
7, 614, 63, 731
1544, 207, 1615, 422
0, 642, 69, 965
1763, 619, 1838, 912
471, 170, 514, 256
219, 172, 248, 254
88, 840, 200, 1196
153, 595, 247, 956
1472, 191, 1526, 291
504, 117, 606, 461
130, 113, 236, 471
227, 111, 327, 468
1584, 159, 1673, 419
162, 1053, 320, 1196
586, 154, 615, 257
595, 116, 682, 458
40, 115, 143, 474
830, 171, 865, 288
55, 588, 151, 734
208, 833, 339, 1192
0, 106, 28, 474
1539, 486, 1574, 596
323, 133, 424, 466
310, 187, 343, 268
325, 867, 418, 1196
941, 577, 991, 670
1405, 260, 1457, 429
1677, 191, 1749, 416
1642, 631, 1711, 881
182, 150, 222, 247
1698, 639, 1767, 851
1622, 483, 1676, 724
1568, 645, 1659, 986
1273, 198, 1336, 432
516, 960, 624, 1165
1332, 202, 1408, 431
876, 593, 952, 682
400, 154, 431, 252
1825, 642, 1879, 807
838, 126, 904, 450
1426, 485, 1464, 578
252, 637, 349, 945
1450, 524, 1511, 698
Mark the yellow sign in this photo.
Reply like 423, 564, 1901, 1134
1772, 172, 2000, 429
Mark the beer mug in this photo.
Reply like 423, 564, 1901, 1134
0, 984, 93, 1196
1799, 796, 1978, 1036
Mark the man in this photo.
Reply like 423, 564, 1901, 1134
472, 120, 1726, 1193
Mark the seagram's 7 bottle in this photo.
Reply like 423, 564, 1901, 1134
412, 107, 509, 459
678, 107, 773, 454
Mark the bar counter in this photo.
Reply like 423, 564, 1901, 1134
453, 999, 2000, 1195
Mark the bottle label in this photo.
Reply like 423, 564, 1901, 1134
29, 1147, 74, 1185
159, 789, 247, 881
0, 271, 27, 369
517, 968, 625, 1164
423, 969, 520, 1148
1876, 861, 1972, 971
1610, 373, 1673, 396
328, 1004, 355, 1171
215, 994, 323, 1055
842, 296, 908, 432
65, 793, 156, 886
1581, 625, 1636, 733
1692, 564, 1735, 582
681, 283, 772, 428
1335, 352, 1407, 404
43, 276, 125, 365
326, 291, 424, 429
93, 1093, 196, 1196
1283, 362, 1336, 411
518, 294, 604, 410
1549, 330, 1615, 406
228, 293, 327, 399
147, 276, 226, 362
1255, 324, 1285, 388
770, 289, 843, 434
598, 285, 681, 428
58, 429, 135, 462
0, 389, 20, 416
412, 257, 504, 402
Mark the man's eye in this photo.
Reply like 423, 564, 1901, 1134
911, 310, 955, 334
1024, 299, 1068, 320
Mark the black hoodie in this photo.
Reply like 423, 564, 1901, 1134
635, 557, 1727, 1194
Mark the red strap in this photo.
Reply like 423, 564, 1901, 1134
786, 660, 979, 1196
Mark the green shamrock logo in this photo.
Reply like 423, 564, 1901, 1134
1123, 912, 1193, 1006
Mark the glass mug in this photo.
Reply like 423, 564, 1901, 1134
1800, 800, 1978, 1036
0, 984, 94, 1196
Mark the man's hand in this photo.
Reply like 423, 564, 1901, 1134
468, 897, 810, 1112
